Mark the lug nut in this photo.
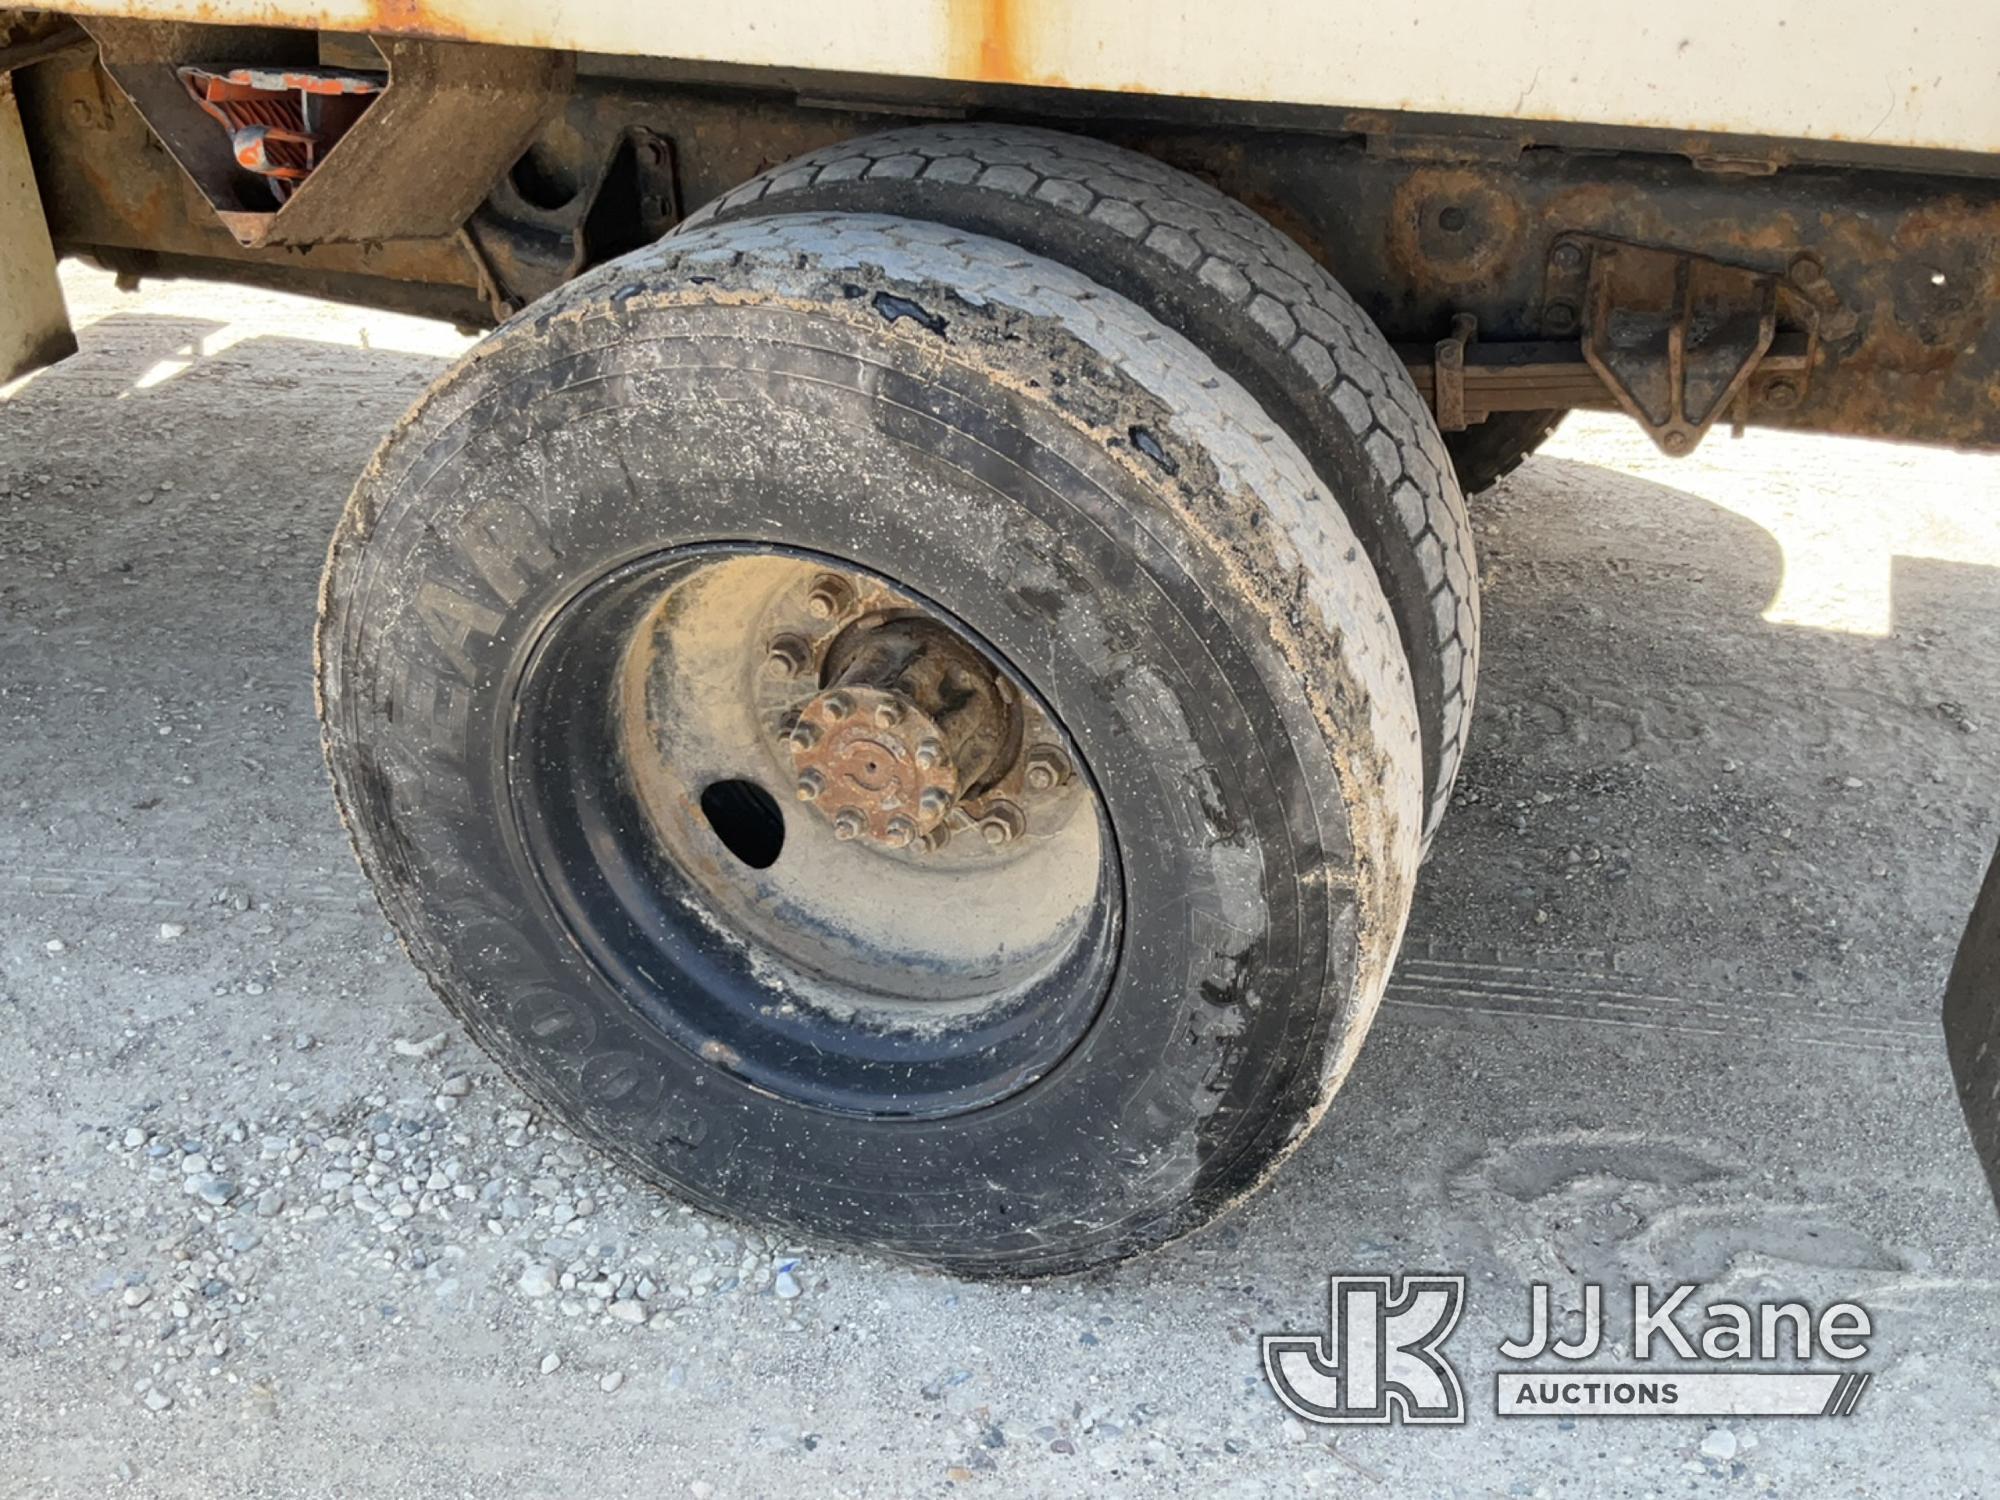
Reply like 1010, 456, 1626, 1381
914, 738, 945, 769
806, 573, 855, 620
789, 721, 820, 751
764, 633, 810, 678
795, 770, 825, 802
821, 691, 853, 721
919, 787, 952, 819
1023, 745, 1070, 792
922, 824, 952, 853
832, 809, 866, 841
874, 700, 903, 728
978, 801, 1026, 847
882, 817, 916, 849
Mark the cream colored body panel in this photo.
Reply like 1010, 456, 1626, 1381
45, 0, 2000, 158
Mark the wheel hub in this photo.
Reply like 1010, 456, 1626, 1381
762, 574, 1069, 856
788, 685, 958, 848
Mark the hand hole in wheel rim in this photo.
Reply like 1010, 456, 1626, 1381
698, 778, 785, 869
505, 545, 1122, 1119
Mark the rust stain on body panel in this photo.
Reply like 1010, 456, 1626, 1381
947, 0, 1079, 91
959, 0, 1019, 83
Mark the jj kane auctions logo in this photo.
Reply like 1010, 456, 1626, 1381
1263, 1275, 1873, 1424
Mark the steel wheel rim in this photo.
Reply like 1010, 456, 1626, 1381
504, 544, 1123, 1119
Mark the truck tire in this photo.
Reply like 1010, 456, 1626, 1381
680, 124, 1474, 843
1444, 410, 1567, 494
318, 213, 1423, 1276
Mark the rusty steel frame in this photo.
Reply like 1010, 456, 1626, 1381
6, 28, 2000, 451
1124, 126, 2000, 452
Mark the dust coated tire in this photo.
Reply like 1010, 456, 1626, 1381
680, 124, 1475, 841
1444, 409, 1567, 494
318, 213, 1422, 1275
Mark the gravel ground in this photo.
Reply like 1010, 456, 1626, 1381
2, 266, 1997, 1498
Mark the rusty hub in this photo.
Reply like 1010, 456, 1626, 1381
818, 617, 1017, 780
788, 685, 960, 848
747, 565, 1087, 861
773, 579, 1041, 852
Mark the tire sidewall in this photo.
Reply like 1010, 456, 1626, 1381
322, 262, 1371, 1272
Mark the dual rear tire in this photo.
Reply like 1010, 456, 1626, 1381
318, 130, 1469, 1274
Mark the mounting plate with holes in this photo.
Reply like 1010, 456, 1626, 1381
1541, 235, 1826, 454
77, 22, 570, 248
